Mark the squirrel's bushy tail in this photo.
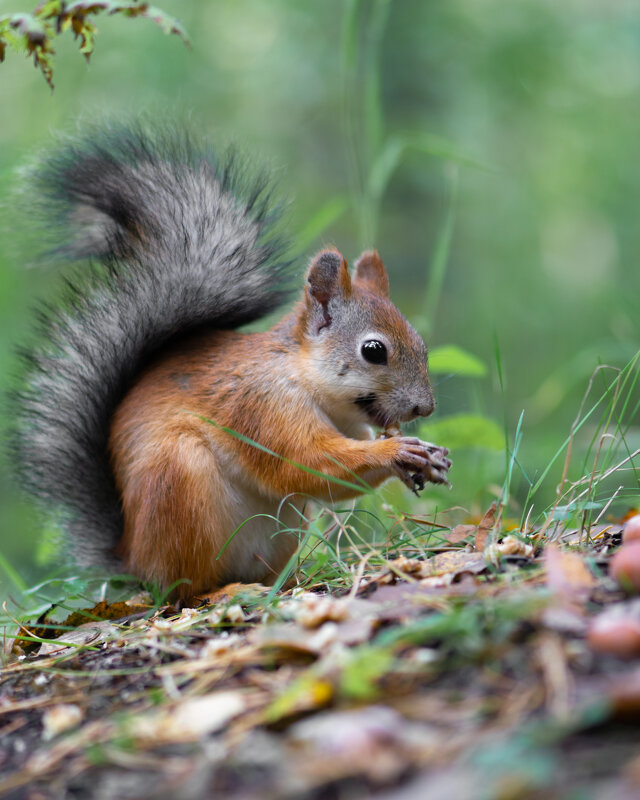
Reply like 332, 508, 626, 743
12, 121, 293, 569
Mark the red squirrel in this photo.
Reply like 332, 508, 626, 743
12, 122, 450, 600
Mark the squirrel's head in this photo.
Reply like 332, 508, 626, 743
296, 248, 435, 431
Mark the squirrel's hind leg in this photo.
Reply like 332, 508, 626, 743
115, 431, 226, 601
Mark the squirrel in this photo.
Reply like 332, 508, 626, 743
11, 122, 451, 601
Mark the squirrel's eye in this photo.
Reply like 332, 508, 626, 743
361, 339, 388, 365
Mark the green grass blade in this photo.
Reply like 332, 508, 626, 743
297, 196, 349, 251
197, 415, 373, 494
0, 550, 28, 593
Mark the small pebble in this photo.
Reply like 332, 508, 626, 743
587, 616, 640, 659
622, 514, 640, 544
610, 542, 640, 592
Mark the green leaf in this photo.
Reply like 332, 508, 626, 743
145, 6, 189, 42
266, 671, 333, 722
417, 413, 505, 451
340, 646, 394, 699
429, 344, 488, 377
0, 1, 188, 88
36, 1, 65, 17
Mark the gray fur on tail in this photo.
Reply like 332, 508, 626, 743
11, 121, 294, 569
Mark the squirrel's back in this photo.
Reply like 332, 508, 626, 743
11, 121, 294, 568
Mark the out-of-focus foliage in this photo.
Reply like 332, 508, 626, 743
0, 1, 187, 88
428, 345, 487, 378
418, 414, 505, 452
0, 0, 638, 589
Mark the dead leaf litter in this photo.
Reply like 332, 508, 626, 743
2, 512, 640, 799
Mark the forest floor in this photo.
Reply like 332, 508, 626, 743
2, 506, 640, 800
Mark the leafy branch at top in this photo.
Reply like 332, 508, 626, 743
0, 1, 188, 90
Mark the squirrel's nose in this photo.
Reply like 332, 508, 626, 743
410, 392, 435, 419
412, 401, 434, 419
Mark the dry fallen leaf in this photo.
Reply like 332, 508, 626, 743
196, 582, 268, 606
485, 535, 534, 563
295, 594, 350, 628
440, 503, 497, 550
200, 632, 244, 659
360, 580, 478, 623
255, 598, 377, 655
544, 543, 596, 604
475, 501, 497, 551
38, 622, 119, 657
130, 691, 249, 744
287, 706, 437, 784
444, 524, 477, 545
41, 705, 84, 740
373, 552, 486, 585
428, 550, 487, 578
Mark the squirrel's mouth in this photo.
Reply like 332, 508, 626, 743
354, 393, 394, 429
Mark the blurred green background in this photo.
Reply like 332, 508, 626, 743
1, 0, 638, 593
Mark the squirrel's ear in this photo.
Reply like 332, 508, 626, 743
305, 249, 352, 333
354, 250, 389, 297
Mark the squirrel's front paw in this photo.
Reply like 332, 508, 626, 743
392, 437, 451, 493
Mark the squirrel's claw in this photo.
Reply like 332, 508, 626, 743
393, 463, 420, 493
393, 439, 452, 494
